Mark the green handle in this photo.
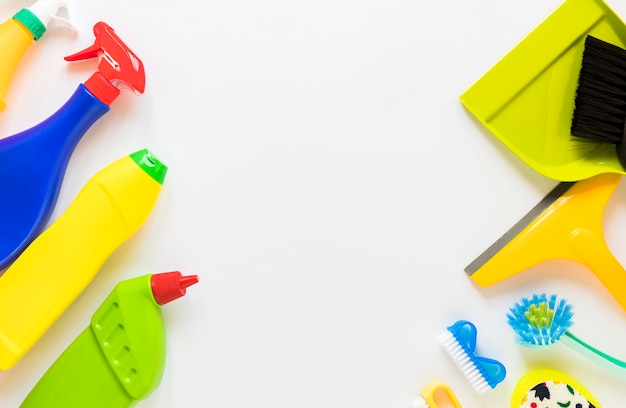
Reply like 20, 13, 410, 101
563, 330, 626, 374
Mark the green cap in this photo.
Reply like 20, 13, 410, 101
130, 149, 168, 184
13, 9, 46, 40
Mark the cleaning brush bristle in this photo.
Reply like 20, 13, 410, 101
507, 293, 574, 347
571, 36, 626, 165
507, 294, 626, 377
438, 328, 491, 394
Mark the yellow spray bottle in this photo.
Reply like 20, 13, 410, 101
0, 0, 76, 112
0, 148, 167, 370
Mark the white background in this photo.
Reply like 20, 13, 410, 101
1, 0, 626, 406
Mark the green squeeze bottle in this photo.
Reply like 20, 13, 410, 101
21, 271, 199, 407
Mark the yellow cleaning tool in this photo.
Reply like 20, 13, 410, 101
465, 173, 626, 312
412, 381, 462, 408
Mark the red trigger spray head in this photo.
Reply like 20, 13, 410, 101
64, 22, 145, 106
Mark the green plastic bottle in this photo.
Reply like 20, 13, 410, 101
20, 271, 199, 408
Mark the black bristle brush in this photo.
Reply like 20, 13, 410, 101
571, 35, 626, 168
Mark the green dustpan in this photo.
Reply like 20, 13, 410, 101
461, 0, 626, 182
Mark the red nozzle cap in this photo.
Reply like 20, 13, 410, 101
64, 22, 145, 104
150, 271, 199, 306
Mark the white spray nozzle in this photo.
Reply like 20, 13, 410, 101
27, 0, 78, 33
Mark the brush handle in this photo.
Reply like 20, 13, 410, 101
413, 381, 461, 408
562, 331, 626, 375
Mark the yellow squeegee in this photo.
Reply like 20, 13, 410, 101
465, 173, 626, 311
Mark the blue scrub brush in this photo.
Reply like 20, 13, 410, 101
507, 293, 626, 376
438, 320, 506, 394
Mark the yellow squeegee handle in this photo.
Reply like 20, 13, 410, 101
570, 227, 626, 312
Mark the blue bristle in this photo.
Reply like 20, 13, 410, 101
506, 293, 574, 347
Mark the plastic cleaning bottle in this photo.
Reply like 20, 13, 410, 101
21, 271, 199, 408
0, 0, 75, 112
0, 21, 146, 271
0, 148, 167, 370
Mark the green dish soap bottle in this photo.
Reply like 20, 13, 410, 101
20, 271, 199, 407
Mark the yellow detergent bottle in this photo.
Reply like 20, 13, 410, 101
0, 0, 75, 112
0, 148, 167, 370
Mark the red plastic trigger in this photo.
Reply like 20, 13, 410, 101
64, 22, 145, 105
64, 42, 101, 62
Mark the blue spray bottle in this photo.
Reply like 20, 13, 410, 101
0, 21, 145, 270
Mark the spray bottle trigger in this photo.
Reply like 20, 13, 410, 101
64, 22, 145, 97
64, 43, 100, 62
